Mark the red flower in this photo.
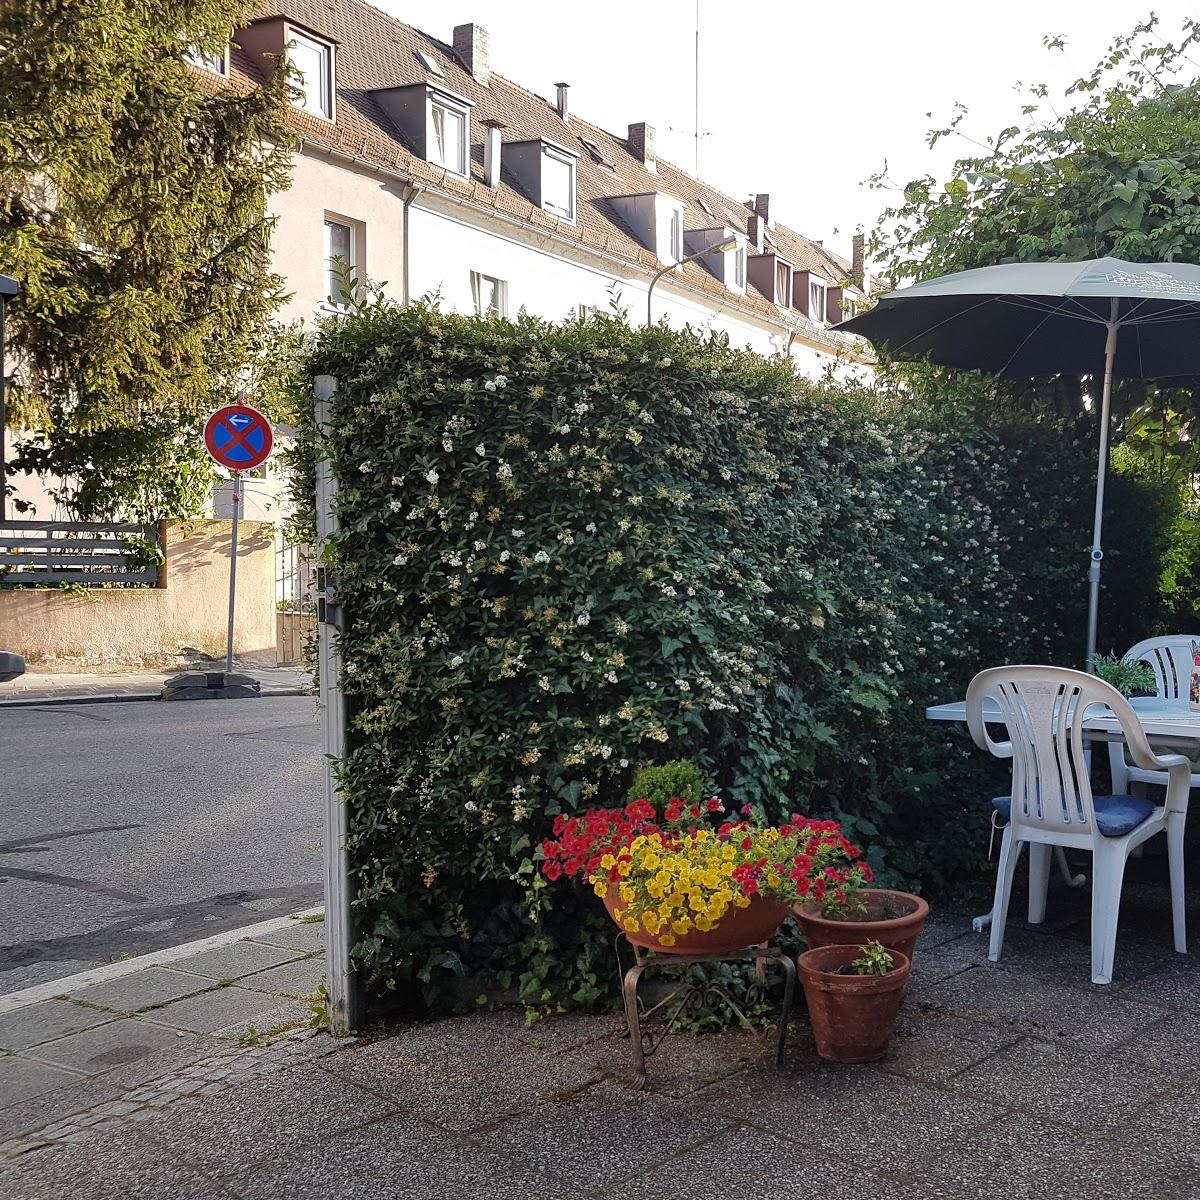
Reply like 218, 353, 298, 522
542, 839, 560, 860
705, 797, 721, 813
542, 861, 563, 881
742, 879, 759, 897
740, 803, 753, 816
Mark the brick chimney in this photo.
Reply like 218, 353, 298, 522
453, 23, 490, 86
754, 193, 771, 228
851, 232, 866, 290
746, 212, 761, 252
627, 122, 656, 172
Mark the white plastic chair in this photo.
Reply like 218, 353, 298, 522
1108, 635, 1200, 796
967, 664, 1191, 985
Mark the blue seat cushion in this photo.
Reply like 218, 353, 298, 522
991, 794, 1155, 838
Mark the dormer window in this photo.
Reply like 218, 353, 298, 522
808, 276, 828, 323
668, 206, 684, 264
288, 31, 333, 119
774, 260, 793, 307
541, 145, 576, 221
733, 245, 746, 289
185, 45, 226, 75
431, 96, 468, 175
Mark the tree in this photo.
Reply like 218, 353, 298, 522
0, 0, 297, 520
868, 16, 1200, 483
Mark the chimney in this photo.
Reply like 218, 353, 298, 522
627, 122, 656, 172
754, 193, 771, 228
746, 212, 761, 252
453, 23, 490, 86
555, 82, 570, 122
483, 119, 504, 187
852, 231, 866, 290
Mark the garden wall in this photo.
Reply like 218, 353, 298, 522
299, 302, 1169, 1012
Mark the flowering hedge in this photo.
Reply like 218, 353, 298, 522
298, 301, 1165, 1011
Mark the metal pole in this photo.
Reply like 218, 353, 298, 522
1, 297, 7, 522
225, 470, 241, 675
314, 373, 360, 1033
1085, 298, 1120, 671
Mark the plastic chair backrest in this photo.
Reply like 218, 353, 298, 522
966, 665, 1149, 839
1123, 635, 1198, 702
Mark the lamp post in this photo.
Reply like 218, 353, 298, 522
0, 274, 18, 522
646, 237, 738, 326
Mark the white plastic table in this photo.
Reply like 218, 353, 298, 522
926, 695, 1200, 930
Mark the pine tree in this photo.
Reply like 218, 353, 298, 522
0, 0, 297, 519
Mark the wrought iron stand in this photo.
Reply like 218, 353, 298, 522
617, 937, 797, 1089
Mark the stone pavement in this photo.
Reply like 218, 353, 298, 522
4, 878, 1200, 1198
0, 665, 312, 706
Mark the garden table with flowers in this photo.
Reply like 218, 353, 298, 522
542, 793, 874, 1086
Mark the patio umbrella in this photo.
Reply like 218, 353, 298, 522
839, 255, 1200, 668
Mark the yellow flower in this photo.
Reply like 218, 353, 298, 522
623, 917, 640, 933
593, 881, 608, 898
732, 893, 751, 909
642, 912, 661, 934
646, 878, 665, 899
600, 854, 616, 870
619, 884, 635, 903
617, 859, 631, 877
642, 851, 660, 871
658, 933, 677, 946
694, 915, 714, 932
671, 917, 692, 935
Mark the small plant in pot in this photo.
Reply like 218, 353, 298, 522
791, 828, 930, 962
798, 940, 910, 1063
1091, 653, 1157, 698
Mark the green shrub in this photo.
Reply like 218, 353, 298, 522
295, 300, 1172, 1013
626, 761, 704, 809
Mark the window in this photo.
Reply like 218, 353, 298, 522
324, 219, 354, 308
431, 98, 467, 175
415, 50, 444, 78
578, 303, 596, 320
668, 207, 683, 263
809, 278, 827, 322
289, 32, 333, 119
185, 45, 226, 74
841, 296, 858, 322
698, 198, 715, 218
542, 147, 575, 221
732, 245, 746, 289
775, 260, 792, 306
471, 272, 507, 319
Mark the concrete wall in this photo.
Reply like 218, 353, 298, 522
0, 519, 277, 671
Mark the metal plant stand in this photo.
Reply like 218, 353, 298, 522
617, 937, 797, 1089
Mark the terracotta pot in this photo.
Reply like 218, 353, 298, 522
603, 890, 787, 955
794, 888, 930, 962
798, 943, 911, 1063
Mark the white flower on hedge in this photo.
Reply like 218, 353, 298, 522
389, 499, 404, 512
392, 553, 408, 566
557, 423, 571, 435
538, 676, 551, 691
585, 522, 597, 534
599, 745, 612, 759
659, 356, 672, 367
483, 378, 496, 392
619, 758, 630, 768
473, 540, 486, 551
605, 671, 618, 683
442, 439, 454, 452
497, 462, 513, 481
448, 655, 464, 669
676, 680, 690, 692
424, 469, 439, 487
575, 611, 590, 626
511, 529, 524, 538
533, 550, 550, 564
574, 401, 590, 416
495, 374, 508, 387
475, 444, 486, 457
499, 550, 511, 562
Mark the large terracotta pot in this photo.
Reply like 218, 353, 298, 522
603, 891, 787, 955
794, 888, 929, 962
798, 943, 911, 1063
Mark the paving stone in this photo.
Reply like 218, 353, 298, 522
1117, 1083, 1200, 1175
1110, 1008, 1200, 1074
884, 1009, 1022, 1083
0, 1073, 119, 1144
70, 968, 213, 1015
218, 1110, 587, 1200
990, 924, 1162, 987
1114, 958, 1200, 1011
0, 1055, 85, 1112
906, 937, 985, 992
0, 1002, 113, 1052
253, 921, 325, 953
918, 963, 1165, 1048
946, 1037, 1169, 1132
25, 1019, 196, 1079
171, 940, 303, 981
236, 956, 325, 999
141, 986, 291, 1035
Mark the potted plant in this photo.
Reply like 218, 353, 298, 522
1091, 653, 1157, 698
541, 772, 871, 956
798, 940, 910, 1063
790, 829, 929, 961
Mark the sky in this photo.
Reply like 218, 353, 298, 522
375, 0, 1200, 263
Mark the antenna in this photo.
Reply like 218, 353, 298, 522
694, 0, 700, 175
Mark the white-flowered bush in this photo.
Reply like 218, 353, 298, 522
292, 301, 1169, 1011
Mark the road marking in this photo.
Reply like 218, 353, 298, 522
0, 906, 324, 1014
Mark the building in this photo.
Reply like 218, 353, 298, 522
213, 1, 875, 378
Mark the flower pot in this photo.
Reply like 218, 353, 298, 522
794, 888, 929, 962
603, 891, 787, 955
798, 943, 911, 1063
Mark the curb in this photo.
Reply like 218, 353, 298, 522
0, 906, 325, 1014
0, 686, 310, 709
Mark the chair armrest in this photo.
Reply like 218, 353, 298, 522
1157, 756, 1193, 814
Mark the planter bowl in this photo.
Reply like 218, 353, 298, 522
603, 891, 787, 955
798, 943, 911, 1063
794, 888, 929, 962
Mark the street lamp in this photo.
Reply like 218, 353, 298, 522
646, 236, 739, 326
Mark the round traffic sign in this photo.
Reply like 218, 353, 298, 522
204, 404, 274, 472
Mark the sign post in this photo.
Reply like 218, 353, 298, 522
162, 402, 275, 701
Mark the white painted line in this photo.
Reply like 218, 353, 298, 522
0, 906, 324, 1015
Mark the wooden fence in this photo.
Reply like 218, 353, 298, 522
0, 519, 160, 586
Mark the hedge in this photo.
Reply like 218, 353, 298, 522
295, 300, 1172, 1012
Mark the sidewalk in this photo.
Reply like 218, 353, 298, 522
3, 892, 1200, 1198
0, 665, 312, 707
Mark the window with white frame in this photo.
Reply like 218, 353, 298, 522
324, 218, 356, 308
541, 146, 576, 221
430, 97, 468, 176
289, 31, 333, 119
774, 260, 792, 306
185, 44, 226, 74
732, 245, 746, 289
668, 207, 684, 263
809, 277, 827, 322
578, 303, 596, 320
471, 271, 507, 319
841, 295, 858, 322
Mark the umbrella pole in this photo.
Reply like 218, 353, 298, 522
1085, 302, 1120, 671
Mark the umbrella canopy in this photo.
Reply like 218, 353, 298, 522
838, 255, 1200, 667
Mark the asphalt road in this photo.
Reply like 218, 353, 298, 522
0, 696, 325, 995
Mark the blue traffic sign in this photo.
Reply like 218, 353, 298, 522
204, 404, 273, 472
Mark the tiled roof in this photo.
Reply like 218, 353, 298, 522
233, 0, 868, 349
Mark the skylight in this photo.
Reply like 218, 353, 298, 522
698, 198, 714, 217
579, 135, 615, 170
416, 50, 444, 78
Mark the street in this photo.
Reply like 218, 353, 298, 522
0, 696, 324, 995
